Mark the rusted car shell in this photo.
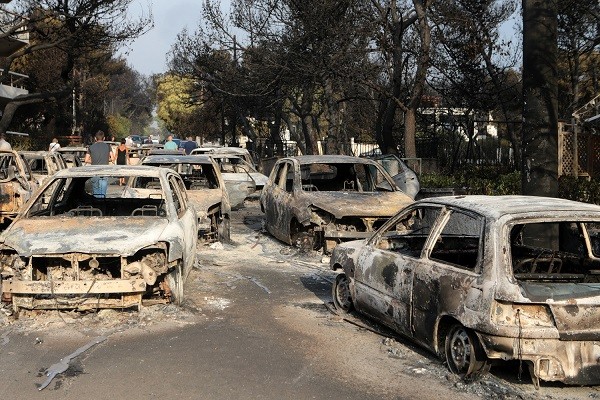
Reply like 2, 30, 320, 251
209, 155, 256, 209
261, 155, 413, 251
211, 154, 268, 190
0, 150, 38, 224
330, 195, 600, 385
19, 151, 68, 185
57, 147, 87, 166
210, 147, 256, 169
141, 154, 231, 241
0, 166, 198, 311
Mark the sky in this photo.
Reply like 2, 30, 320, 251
124, 1, 521, 77
124, 1, 204, 76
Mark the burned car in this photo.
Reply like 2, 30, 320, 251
0, 166, 198, 311
0, 150, 38, 225
261, 155, 413, 252
331, 195, 600, 385
57, 146, 87, 167
211, 154, 268, 190
19, 151, 68, 185
372, 154, 420, 199
207, 155, 256, 209
141, 154, 231, 241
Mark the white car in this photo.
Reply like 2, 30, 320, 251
0, 166, 198, 311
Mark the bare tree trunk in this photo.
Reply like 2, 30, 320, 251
522, 0, 558, 197
404, 0, 432, 160
270, 90, 285, 156
324, 79, 344, 155
404, 109, 417, 160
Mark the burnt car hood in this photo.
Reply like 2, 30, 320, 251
2, 217, 168, 257
187, 189, 222, 214
309, 191, 411, 219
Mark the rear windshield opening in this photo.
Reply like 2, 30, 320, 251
510, 221, 600, 284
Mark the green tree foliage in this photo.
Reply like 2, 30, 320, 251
155, 73, 201, 137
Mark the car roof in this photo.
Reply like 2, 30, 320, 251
58, 147, 87, 151
54, 165, 172, 178
281, 155, 380, 165
416, 195, 600, 220
142, 154, 214, 164
19, 151, 54, 156
211, 147, 249, 154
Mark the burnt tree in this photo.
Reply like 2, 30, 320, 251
522, 0, 558, 197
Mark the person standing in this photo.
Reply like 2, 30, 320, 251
164, 135, 178, 150
49, 138, 61, 152
85, 130, 114, 197
0, 133, 12, 150
115, 138, 129, 185
182, 136, 198, 154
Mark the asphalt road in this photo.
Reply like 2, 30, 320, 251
1, 201, 599, 400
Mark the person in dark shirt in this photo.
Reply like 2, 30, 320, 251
115, 138, 129, 185
182, 136, 198, 154
85, 130, 114, 197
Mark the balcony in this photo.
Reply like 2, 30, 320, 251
0, 69, 27, 102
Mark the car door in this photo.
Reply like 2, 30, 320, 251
168, 174, 198, 279
353, 205, 444, 336
411, 207, 485, 347
262, 160, 295, 243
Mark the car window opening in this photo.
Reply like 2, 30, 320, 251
511, 221, 600, 285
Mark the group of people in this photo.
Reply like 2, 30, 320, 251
164, 135, 198, 154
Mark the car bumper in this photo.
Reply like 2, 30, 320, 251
478, 332, 600, 384
2, 278, 147, 310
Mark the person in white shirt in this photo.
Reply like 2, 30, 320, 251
0, 133, 12, 150
49, 138, 61, 152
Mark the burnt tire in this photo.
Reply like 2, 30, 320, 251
332, 273, 353, 313
444, 323, 490, 381
166, 263, 184, 305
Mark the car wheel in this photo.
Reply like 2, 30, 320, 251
166, 263, 184, 305
332, 273, 353, 313
218, 217, 231, 243
444, 323, 490, 381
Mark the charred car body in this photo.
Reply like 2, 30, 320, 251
331, 196, 600, 385
0, 166, 198, 311
141, 154, 231, 241
0, 150, 38, 225
57, 146, 87, 168
209, 155, 256, 209
19, 151, 68, 186
261, 155, 413, 252
211, 154, 268, 190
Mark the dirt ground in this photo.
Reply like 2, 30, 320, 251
1, 200, 600, 399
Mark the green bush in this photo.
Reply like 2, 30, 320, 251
422, 169, 600, 204
558, 176, 600, 204
421, 167, 520, 196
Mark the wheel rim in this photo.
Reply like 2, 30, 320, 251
449, 327, 472, 373
334, 275, 352, 311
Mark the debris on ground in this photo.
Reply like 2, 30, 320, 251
38, 336, 107, 391
210, 242, 224, 250
246, 276, 271, 294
